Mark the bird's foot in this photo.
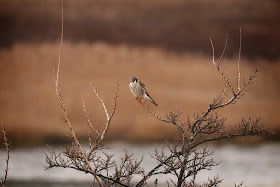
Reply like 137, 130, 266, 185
135, 97, 142, 103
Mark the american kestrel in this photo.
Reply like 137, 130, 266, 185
129, 77, 158, 106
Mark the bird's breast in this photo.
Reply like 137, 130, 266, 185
129, 82, 145, 98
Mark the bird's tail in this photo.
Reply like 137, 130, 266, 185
145, 94, 158, 106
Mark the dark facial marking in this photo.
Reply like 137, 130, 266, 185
130, 77, 138, 82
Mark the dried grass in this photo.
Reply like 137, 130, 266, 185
0, 42, 279, 144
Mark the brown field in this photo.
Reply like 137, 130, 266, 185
0, 42, 279, 146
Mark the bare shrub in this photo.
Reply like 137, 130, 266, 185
137, 28, 271, 187
0, 123, 10, 187
45, 1, 272, 187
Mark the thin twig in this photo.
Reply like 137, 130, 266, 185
54, 0, 64, 94
212, 68, 260, 110
83, 101, 100, 136
91, 81, 119, 143
53, 0, 102, 186
91, 83, 110, 122
209, 36, 236, 96
237, 27, 242, 91
0, 123, 10, 185
141, 102, 187, 139
221, 82, 227, 100
217, 34, 228, 69
47, 163, 130, 187
137, 33, 268, 187
141, 102, 170, 124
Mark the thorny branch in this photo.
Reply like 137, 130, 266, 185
47, 2, 271, 185
86, 82, 120, 159
91, 82, 120, 144
46, 145, 142, 187
141, 102, 187, 140
46, 1, 129, 186
50, 0, 104, 186
0, 123, 10, 186
237, 27, 242, 91
139, 29, 271, 187
83, 101, 100, 136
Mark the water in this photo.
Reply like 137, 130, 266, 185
1, 143, 280, 186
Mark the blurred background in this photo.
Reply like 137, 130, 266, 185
0, 0, 279, 186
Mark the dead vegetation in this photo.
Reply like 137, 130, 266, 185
0, 43, 279, 145
0, 123, 10, 187
0, 1, 279, 146
45, 2, 272, 186
0, 42, 279, 144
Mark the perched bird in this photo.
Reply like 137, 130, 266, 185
129, 77, 158, 106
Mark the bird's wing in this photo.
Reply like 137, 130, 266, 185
138, 78, 154, 98
137, 78, 147, 88
139, 81, 146, 88
139, 81, 150, 96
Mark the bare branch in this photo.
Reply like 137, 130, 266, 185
189, 65, 260, 142
47, 11, 270, 186
209, 36, 236, 96
83, 101, 100, 136
91, 81, 120, 143
235, 181, 244, 187
91, 83, 110, 122
137, 32, 269, 187
0, 123, 10, 185
217, 34, 228, 68
141, 102, 187, 141
237, 27, 242, 91
46, 146, 137, 187
141, 101, 170, 123
220, 82, 227, 101
212, 68, 260, 110
136, 158, 167, 186
51, 1, 102, 185
54, 0, 64, 94
190, 116, 269, 150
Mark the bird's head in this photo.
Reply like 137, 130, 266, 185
130, 77, 138, 83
